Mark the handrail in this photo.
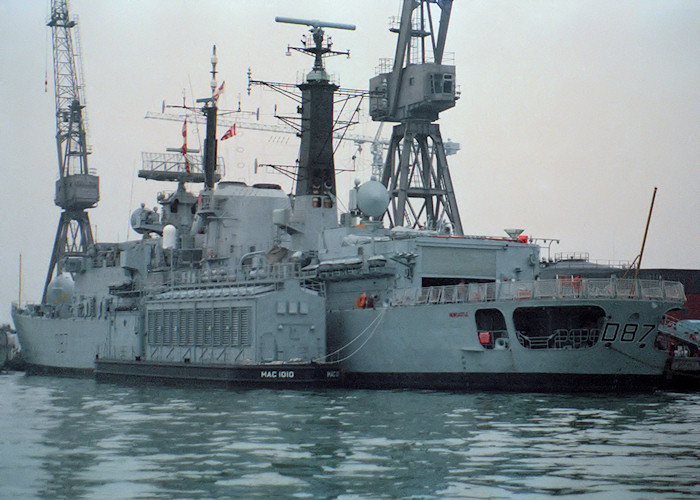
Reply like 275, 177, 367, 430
150, 262, 325, 300
167, 262, 320, 289
390, 278, 686, 307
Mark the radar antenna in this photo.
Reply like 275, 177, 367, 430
43, 0, 100, 303
275, 17, 355, 81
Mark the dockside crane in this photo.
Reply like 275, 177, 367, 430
42, 0, 99, 303
370, 0, 463, 234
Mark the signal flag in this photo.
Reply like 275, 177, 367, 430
221, 123, 236, 141
181, 118, 190, 174
214, 81, 225, 100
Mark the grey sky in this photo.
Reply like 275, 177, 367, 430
1, 0, 698, 323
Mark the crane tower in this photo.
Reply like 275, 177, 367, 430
370, 0, 463, 234
43, 0, 99, 302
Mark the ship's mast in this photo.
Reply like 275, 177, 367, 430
275, 17, 356, 200
43, 0, 99, 303
199, 45, 220, 190
138, 48, 224, 188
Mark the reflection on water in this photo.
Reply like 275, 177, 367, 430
1, 371, 699, 498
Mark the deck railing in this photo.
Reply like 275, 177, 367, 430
516, 328, 601, 350
145, 262, 325, 301
390, 278, 686, 307
163, 262, 323, 292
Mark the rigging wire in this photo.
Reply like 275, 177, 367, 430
187, 77, 203, 152
314, 308, 386, 363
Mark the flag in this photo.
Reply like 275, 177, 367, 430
181, 118, 190, 174
181, 118, 187, 154
214, 81, 225, 100
221, 123, 236, 141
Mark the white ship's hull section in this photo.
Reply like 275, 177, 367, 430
12, 312, 109, 373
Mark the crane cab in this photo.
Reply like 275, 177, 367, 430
369, 63, 457, 122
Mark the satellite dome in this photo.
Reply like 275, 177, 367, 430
162, 224, 177, 250
356, 180, 390, 218
47, 273, 74, 305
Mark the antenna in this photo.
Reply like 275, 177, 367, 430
275, 16, 355, 78
274, 17, 356, 31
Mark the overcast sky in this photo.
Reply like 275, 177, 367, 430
1, 0, 698, 323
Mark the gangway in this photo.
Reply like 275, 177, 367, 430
659, 315, 700, 348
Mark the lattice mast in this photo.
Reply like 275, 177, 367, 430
43, 0, 99, 302
370, 0, 463, 234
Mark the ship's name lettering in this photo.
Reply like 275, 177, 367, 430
326, 370, 340, 378
601, 323, 656, 343
260, 370, 295, 379
449, 311, 469, 318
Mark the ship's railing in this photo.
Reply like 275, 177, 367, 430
516, 328, 601, 350
163, 262, 324, 295
550, 252, 630, 268
390, 278, 686, 307
658, 314, 700, 348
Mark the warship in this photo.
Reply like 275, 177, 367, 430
12, 1, 692, 390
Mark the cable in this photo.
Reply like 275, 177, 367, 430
314, 308, 386, 363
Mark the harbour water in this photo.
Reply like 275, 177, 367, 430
1, 371, 699, 499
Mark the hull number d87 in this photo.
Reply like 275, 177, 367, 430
601, 323, 655, 343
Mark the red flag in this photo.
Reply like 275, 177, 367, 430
221, 123, 236, 141
181, 118, 187, 154
214, 81, 225, 100
181, 118, 190, 174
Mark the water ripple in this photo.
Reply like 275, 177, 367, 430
1, 373, 699, 498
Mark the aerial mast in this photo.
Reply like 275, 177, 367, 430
43, 0, 100, 303
370, 0, 463, 234
268, 17, 356, 250
199, 45, 221, 190
275, 17, 356, 201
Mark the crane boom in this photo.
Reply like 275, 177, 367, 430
369, 0, 463, 234
48, 0, 91, 178
43, 0, 100, 303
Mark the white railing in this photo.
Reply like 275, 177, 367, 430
390, 278, 686, 307
516, 328, 601, 350
149, 262, 325, 300
659, 314, 700, 347
168, 262, 320, 289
